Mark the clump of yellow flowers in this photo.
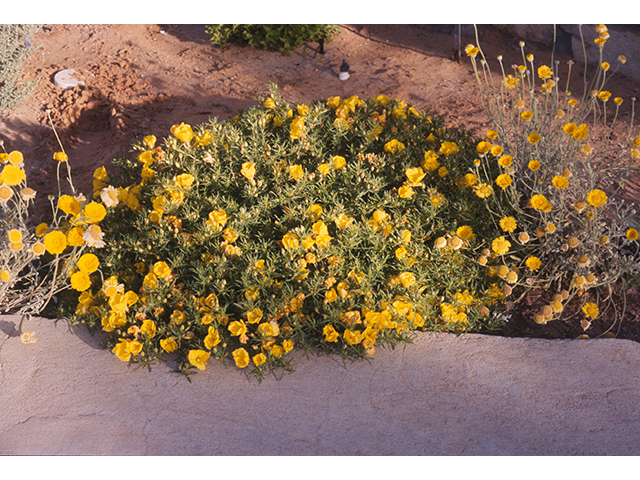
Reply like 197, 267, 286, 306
0, 127, 108, 338
56, 84, 512, 378
466, 24, 640, 335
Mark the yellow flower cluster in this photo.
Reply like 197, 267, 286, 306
59, 89, 529, 377
465, 25, 640, 332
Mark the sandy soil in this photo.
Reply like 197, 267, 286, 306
2, 23, 639, 341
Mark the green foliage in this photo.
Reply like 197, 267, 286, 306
0, 24, 42, 113
205, 24, 341, 54
54, 85, 508, 377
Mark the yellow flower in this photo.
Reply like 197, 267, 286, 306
495, 173, 512, 189
92, 167, 109, 184
326, 96, 341, 109
398, 185, 414, 198
398, 272, 416, 288
0, 269, 10, 282
343, 329, 363, 345
252, 352, 267, 367
232, 348, 250, 368
474, 183, 493, 199
7, 229, 22, 243
572, 124, 589, 140
175, 173, 195, 190
538, 65, 553, 79
384, 139, 405, 154
57, 195, 82, 216
586, 189, 607, 208
490, 145, 503, 156
317, 163, 331, 175
323, 324, 339, 342
140, 320, 157, 338
528, 160, 541, 171
1, 164, 26, 186
290, 116, 305, 139
598, 90, 611, 102
282, 232, 299, 250
77, 253, 100, 273
188, 349, 210, 370
43, 230, 67, 255
113, 339, 142, 362
520, 111, 533, 121
152, 261, 172, 279
476, 141, 492, 154
53, 151, 68, 163
82, 202, 107, 224
465, 44, 479, 57
228, 320, 247, 337
421, 150, 440, 171
526, 256, 542, 271
499, 216, 517, 233
306, 204, 323, 221
395, 245, 408, 259
405, 166, 426, 184
160, 337, 178, 353
204, 327, 220, 350
503, 75, 519, 89
206, 208, 228, 230
289, 164, 304, 181
527, 132, 541, 144
530, 194, 552, 212
492, 236, 511, 255
70, 271, 92, 292
170, 122, 194, 143
456, 173, 478, 187
582, 302, 599, 319
439, 141, 459, 156
331, 155, 346, 170
498, 155, 513, 168
0, 185, 13, 202
246, 308, 263, 324
334, 213, 354, 230
264, 97, 276, 109
112, 341, 131, 362
627, 228, 639, 241
325, 288, 338, 302
143, 135, 156, 148
552, 175, 569, 189
456, 225, 474, 240
7, 150, 23, 165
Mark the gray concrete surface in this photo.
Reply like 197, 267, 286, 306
1, 314, 639, 455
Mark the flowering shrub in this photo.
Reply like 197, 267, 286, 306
1, 113, 108, 338
56, 85, 510, 377
465, 25, 640, 334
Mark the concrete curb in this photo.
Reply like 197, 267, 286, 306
1, 315, 639, 455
